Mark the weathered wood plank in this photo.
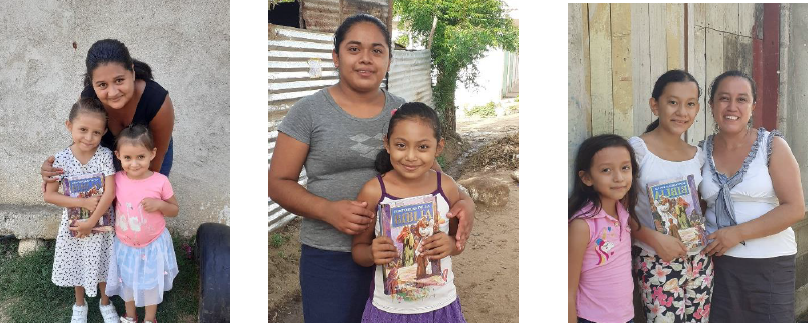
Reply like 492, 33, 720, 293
649, 4, 667, 86
666, 3, 685, 70
707, 3, 738, 34
777, 3, 790, 134
738, 36, 754, 79
611, 4, 633, 138
589, 3, 614, 135
632, 3, 653, 136
739, 3, 756, 38
687, 5, 707, 145
723, 33, 741, 72
693, 3, 707, 28
705, 28, 724, 135
568, 3, 591, 190
583, 3, 591, 123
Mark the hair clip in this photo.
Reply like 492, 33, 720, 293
391, 108, 398, 116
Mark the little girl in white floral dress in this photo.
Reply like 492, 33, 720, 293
45, 97, 120, 323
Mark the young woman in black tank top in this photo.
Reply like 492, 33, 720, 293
41, 39, 175, 180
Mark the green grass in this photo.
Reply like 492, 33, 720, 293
270, 233, 290, 249
0, 235, 199, 322
437, 155, 447, 170
466, 102, 498, 117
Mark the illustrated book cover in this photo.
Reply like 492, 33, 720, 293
647, 174, 707, 251
378, 194, 447, 299
62, 173, 114, 237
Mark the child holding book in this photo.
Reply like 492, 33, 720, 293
106, 125, 179, 323
569, 134, 639, 323
44, 97, 119, 323
351, 102, 466, 322
629, 70, 712, 322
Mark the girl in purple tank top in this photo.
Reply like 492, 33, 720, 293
352, 102, 467, 323
569, 134, 641, 323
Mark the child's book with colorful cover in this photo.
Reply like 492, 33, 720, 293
62, 173, 114, 237
378, 194, 446, 300
647, 174, 707, 251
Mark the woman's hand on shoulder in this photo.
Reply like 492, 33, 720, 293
40, 155, 63, 184
442, 173, 474, 252
333, 178, 380, 235
328, 200, 375, 235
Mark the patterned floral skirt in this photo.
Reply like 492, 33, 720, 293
105, 229, 178, 307
634, 247, 714, 323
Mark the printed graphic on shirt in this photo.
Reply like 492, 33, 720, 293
115, 200, 159, 239
594, 226, 616, 265
350, 133, 385, 159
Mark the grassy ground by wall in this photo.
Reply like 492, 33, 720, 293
0, 234, 199, 322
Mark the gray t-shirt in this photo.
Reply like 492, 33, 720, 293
278, 88, 406, 252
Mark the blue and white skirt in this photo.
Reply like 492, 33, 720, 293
105, 228, 179, 307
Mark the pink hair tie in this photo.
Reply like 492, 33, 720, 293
391, 108, 398, 116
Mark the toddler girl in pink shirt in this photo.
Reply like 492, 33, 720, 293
105, 124, 179, 323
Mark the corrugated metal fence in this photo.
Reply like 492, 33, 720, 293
269, 23, 434, 232
389, 50, 434, 107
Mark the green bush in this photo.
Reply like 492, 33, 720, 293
467, 102, 497, 118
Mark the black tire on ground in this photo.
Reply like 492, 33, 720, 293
196, 222, 230, 323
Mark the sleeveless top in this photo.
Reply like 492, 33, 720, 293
81, 79, 169, 151
569, 201, 634, 323
371, 171, 457, 314
628, 136, 706, 255
700, 128, 796, 258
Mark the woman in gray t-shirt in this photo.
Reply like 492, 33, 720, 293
268, 14, 476, 323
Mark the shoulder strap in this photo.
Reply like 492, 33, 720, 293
376, 174, 387, 205
436, 171, 442, 191
765, 129, 785, 167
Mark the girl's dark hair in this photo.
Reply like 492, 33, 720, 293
645, 69, 702, 133
568, 134, 640, 229
708, 70, 757, 104
83, 39, 154, 87
116, 124, 155, 151
69, 97, 108, 124
375, 102, 441, 174
333, 14, 392, 58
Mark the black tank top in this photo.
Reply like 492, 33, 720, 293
80, 79, 168, 150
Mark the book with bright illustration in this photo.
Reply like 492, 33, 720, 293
378, 194, 447, 300
62, 173, 114, 237
647, 175, 707, 251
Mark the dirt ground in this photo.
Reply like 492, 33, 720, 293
268, 113, 520, 322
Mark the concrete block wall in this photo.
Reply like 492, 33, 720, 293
0, 0, 229, 239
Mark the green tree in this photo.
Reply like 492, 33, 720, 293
395, 0, 518, 135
